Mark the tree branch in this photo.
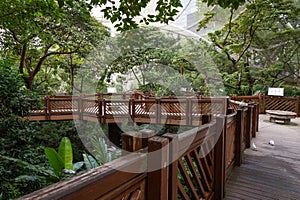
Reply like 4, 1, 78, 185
223, 8, 234, 45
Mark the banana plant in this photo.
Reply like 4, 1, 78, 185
44, 137, 83, 177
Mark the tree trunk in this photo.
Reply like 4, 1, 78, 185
244, 57, 253, 95
23, 76, 34, 90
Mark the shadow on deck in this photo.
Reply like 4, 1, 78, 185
225, 115, 300, 200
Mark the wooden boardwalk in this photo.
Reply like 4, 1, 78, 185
225, 114, 300, 200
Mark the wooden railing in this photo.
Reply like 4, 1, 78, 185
230, 94, 299, 116
21, 102, 259, 200
29, 94, 228, 125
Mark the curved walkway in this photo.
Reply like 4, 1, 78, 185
225, 115, 300, 200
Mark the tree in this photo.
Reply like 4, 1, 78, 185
0, 0, 109, 90
91, 26, 224, 96
57, 0, 247, 31
198, 0, 300, 95
250, 0, 300, 91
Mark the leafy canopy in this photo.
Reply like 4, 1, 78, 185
57, 0, 246, 31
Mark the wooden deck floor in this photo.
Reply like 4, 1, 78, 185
225, 114, 300, 200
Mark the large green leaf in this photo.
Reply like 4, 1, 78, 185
44, 147, 64, 177
58, 137, 73, 170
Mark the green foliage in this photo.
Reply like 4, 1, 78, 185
44, 137, 86, 178
82, 153, 100, 170
199, 0, 300, 95
0, 59, 40, 118
57, 0, 246, 31
58, 137, 73, 170
0, 0, 109, 91
0, 155, 58, 199
44, 147, 65, 177
284, 86, 300, 97
90, 136, 121, 165
58, 0, 182, 31
0, 120, 86, 198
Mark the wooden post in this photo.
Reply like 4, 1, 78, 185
121, 131, 142, 152
246, 105, 253, 148
255, 103, 259, 133
262, 95, 266, 114
295, 97, 299, 117
156, 98, 161, 124
48, 96, 52, 120
103, 99, 106, 122
163, 134, 178, 200
252, 104, 258, 137
108, 123, 122, 148
139, 129, 155, 148
202, 113, 211, 125
227, 107, 234, 115
223, 97, 229, 115
78, 95, 83, 120
235, 109, 244, 166
186, 98, 192, 125
147, 137, 169, 200
97, 97, 102, 123
130, 98, 134, 122
44, 96, 50, 120
214, 116, 225, 199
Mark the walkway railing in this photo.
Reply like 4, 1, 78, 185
29, 94, 228, 125
230, 94, 299, 116
21, 98, 260, 200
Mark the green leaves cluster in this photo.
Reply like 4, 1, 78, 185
58, 0, 182, 31
44, 137, 76, 177
56, 0, 248, 31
